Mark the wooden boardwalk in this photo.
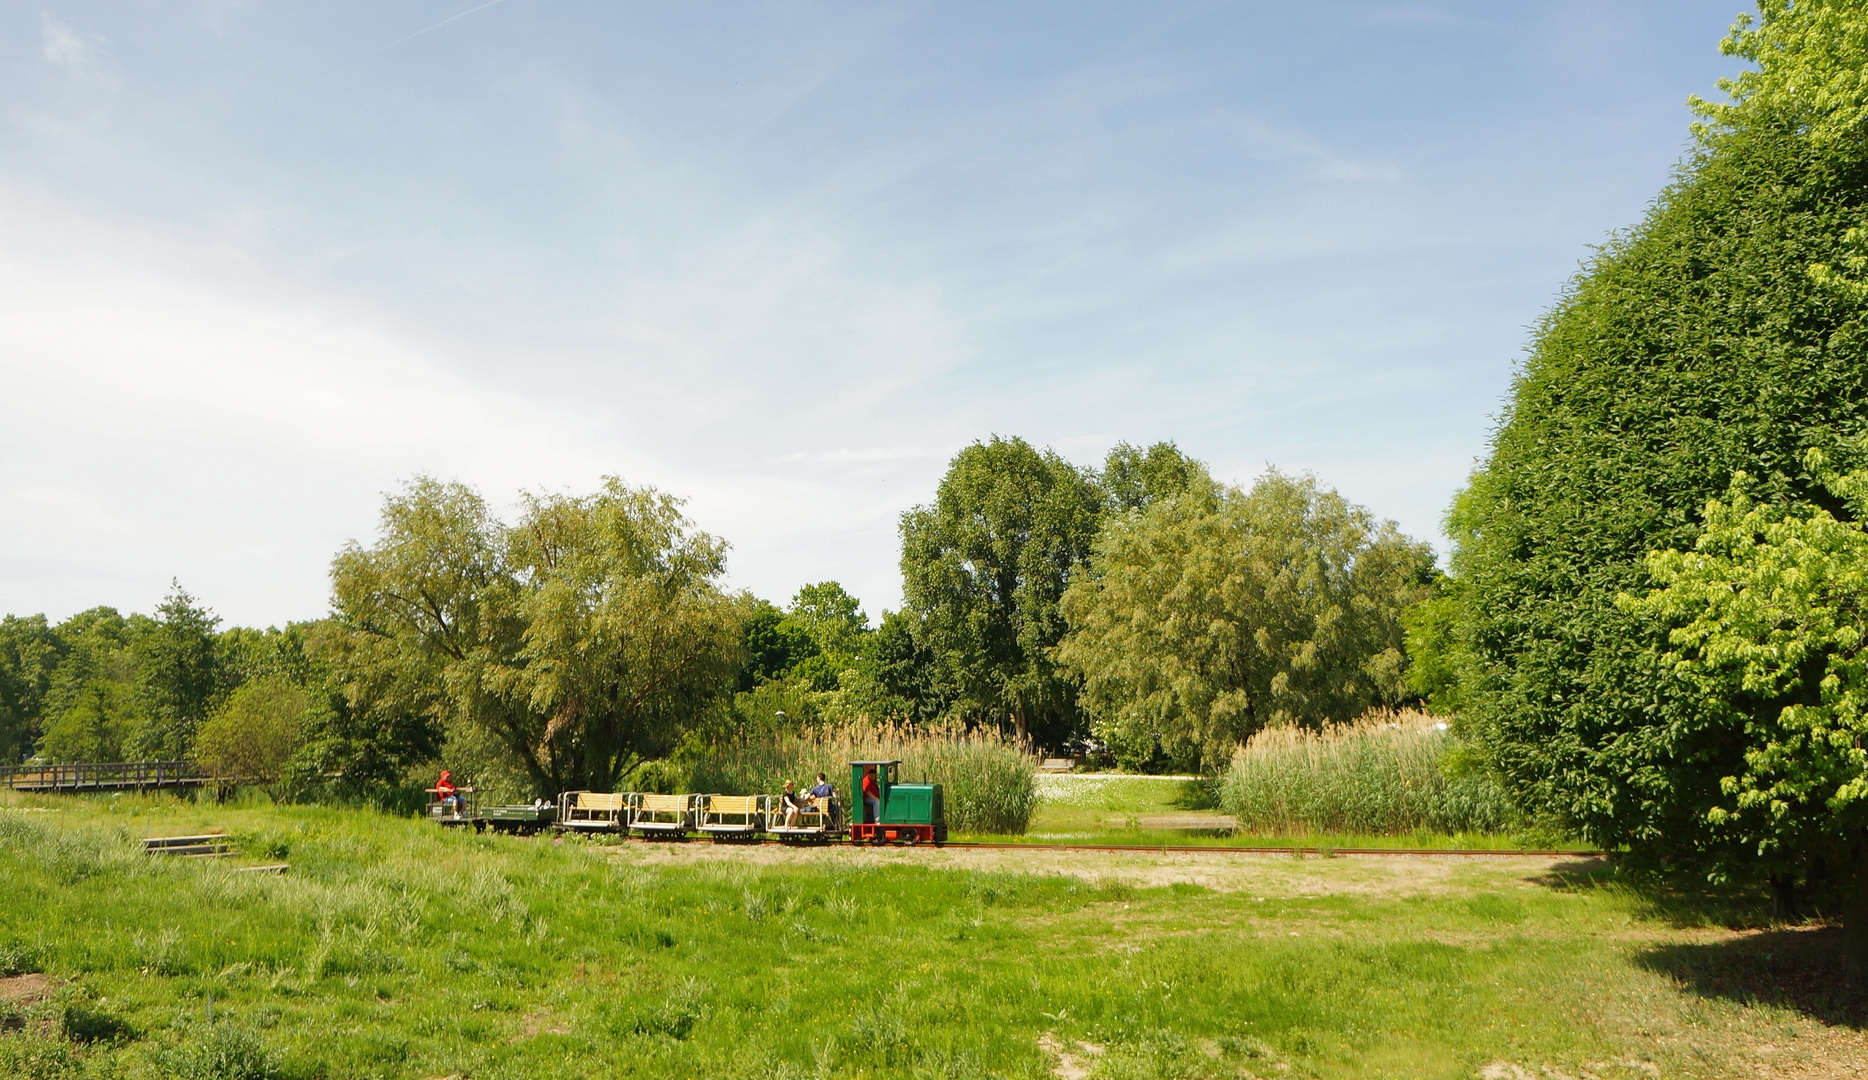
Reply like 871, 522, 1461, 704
0, 761, 209, 793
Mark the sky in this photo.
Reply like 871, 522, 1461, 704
1, 1, 1751, 630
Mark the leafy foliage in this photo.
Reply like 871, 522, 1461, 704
130, 585, 223, 760
899, 436, 1103, 746
737, 600, 818, 693
1454, 1, 1868, 866
1101, 440, 1215, 514
1058, 471, 1432, 772
1624, 457, 1868, 882
0, 614, 65, 764
328, 476, 744, 797
35, 608, 149, 764
193, 676, 308, 790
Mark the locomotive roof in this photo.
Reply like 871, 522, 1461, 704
849, 759, 901, 766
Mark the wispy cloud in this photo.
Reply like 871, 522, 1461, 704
777, 447, 939, 464
377, 0, 511, 52
41, 17, 112, 85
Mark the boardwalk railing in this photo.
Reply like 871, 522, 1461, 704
0, 761, 209, 792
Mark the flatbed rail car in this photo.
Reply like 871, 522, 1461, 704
761, 794, 842, 841
480, 802, 557, 835
631, 793, 697, 837
697, 794, 765, 837
558, 791, 629, 833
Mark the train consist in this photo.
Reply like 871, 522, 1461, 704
428, 759, 947, 844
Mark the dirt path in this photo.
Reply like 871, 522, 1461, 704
600, 839, 1592, 897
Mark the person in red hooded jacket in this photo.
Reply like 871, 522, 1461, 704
436, 770, 459, 816
861, 765, 880, 826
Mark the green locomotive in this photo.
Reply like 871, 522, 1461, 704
850, 759, 947, 844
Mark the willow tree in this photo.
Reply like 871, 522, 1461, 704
329, 476, 743, 797
1058, 471, 1431, 772
1455, 1, 1868, 951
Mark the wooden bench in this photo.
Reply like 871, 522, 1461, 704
698, 794, 762, 834
1038, 758, 1076, 774
144, 833, 231, 857
629, 793, 695, 834
557, 791, 629, 831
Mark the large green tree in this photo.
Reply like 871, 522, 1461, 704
1455, 1, 1868, 933
330, 476, 744, 797
36, 608, 150, 763
1628, 458, 1868, 942
130, 585, 224, 760
900, 436, 1103, 746
1058, 471, 1432, 771
0, 614, 66, 764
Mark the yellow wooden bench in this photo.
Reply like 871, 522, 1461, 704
557, 791, 629, 831
630, 792, 695, 833
698, 794, 763, 834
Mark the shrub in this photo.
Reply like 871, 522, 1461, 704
194, 677, 307, 792
160, 1023, 277, 1080
1219, 709, 1517, 835
0, 1027, 79, 1080
685, 722, 1037, 834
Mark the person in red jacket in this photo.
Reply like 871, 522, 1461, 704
436, 770, 459, 816
861, 765, 880, 826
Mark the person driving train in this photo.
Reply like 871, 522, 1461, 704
861, 765, 880, 825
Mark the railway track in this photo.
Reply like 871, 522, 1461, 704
597, 835, 1605, 858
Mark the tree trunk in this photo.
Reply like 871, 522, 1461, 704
1770, 873, 1800, 923
1846, 841, 1868, 989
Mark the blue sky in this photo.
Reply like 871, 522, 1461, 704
1, 1, 1748, 628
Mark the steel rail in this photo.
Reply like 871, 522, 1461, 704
597, 834, 1605, 858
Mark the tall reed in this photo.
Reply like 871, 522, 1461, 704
1219, 709, 1517, 835
685, 722, 1038, 835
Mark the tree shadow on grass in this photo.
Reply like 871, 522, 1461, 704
1170, 778, 1221, 811
1531, 858, 1770, 929
1529, 858, 1868, 1027
1633, 924, 1866, 1028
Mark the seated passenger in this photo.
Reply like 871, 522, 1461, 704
808, 772, 835, 805
780, 780, 807, 827
436, 770, 459, 816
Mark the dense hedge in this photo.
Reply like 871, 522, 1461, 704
1456, 111, 1868, 860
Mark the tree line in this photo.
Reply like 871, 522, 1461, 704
0, 441, 1436, 795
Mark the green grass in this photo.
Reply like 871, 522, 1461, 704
0, 790, 1854, 1079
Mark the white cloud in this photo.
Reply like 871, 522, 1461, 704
0, 191, 952, 626
41, 17, 110, 85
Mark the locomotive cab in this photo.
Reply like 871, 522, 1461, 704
849, 759, 946, 845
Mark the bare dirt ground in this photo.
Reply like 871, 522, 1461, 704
0, 972, 51, 1003
600, 836, 1577, 897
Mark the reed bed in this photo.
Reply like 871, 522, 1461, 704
1219, 709, 1517, 835
686, 722, 1038, 835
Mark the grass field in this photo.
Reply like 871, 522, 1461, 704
1, 790, 1863, 1079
